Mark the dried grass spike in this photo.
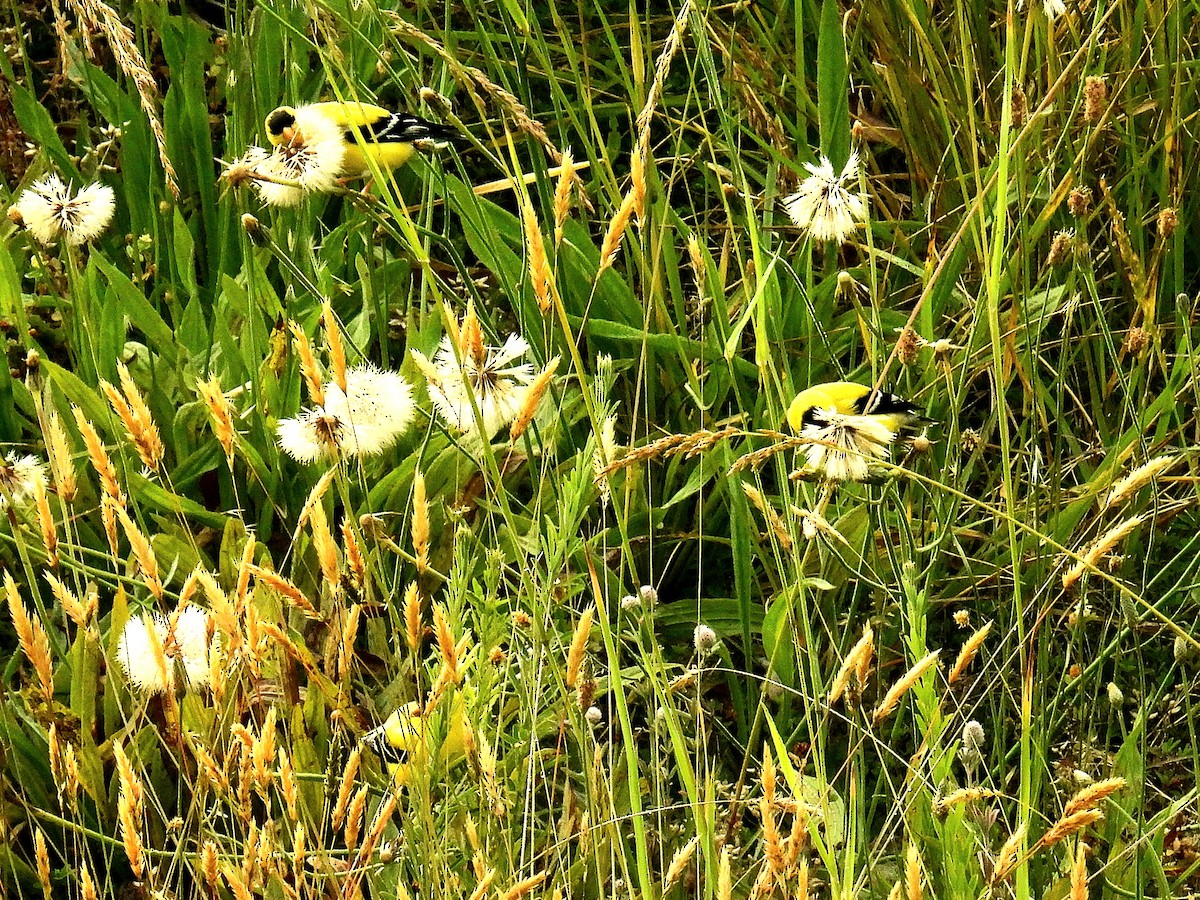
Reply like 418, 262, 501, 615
947, 620, 993, 685
873, 650, 941, 723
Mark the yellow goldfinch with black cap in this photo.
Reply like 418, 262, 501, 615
786, 381, 927, 482
264, 102, 455, 179
363, 694, 468, 787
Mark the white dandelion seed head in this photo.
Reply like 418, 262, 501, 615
14, 175, 116, 246
277, 366, 416, 463
427, 333, 536, 435
0, 454, 47, 508
173, 605, 214, 688
117, 605, 216, 696
693, 624, 719, 655
800, 409, 895, 482
118, 612, 172, 695
1043, 0, 1067, 19
782, 151, 867, 244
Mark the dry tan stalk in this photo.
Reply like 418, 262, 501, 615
947, 620, 993, 686
288, 321, 325, 407
200, 841, 220, 889
741, 484, 793, 550
434, 604, 460, 685
225, 869, 253, 900
309, 500, 340, 592
404, 583, 422, 652
905, 845, 921, 900
6, 573, 54, 697
749, 860, 774, 900
197, 377, 237, 462
1070, 841, 1088, 900
275, 746, 297, 819
521, 195, 554, 313
663, 836, 699, 891
342, 518, 366, 590
292, 823, 306, 887
598, 191, 638, 273
63, 0, 178, 195
189, 739, 227, 791
356, 788, 399, 867
252, 706, 277, 789
1040, 810, 1103, 848
932, 787, 997, 815
991, 822, 1027, 884
1062, 515, 1145, 589
630, 145, 646, 219
47, 724, 61, 786
388, 14, 562, 162
73, 407, 123, 502
115, 362, 164, 469
33, 478, 57, 567
510, 356, 560, 441
34, 827, 51, 899
477, 730, 507, 817
687, 234, 706, 292
412, 469, 430, 575
784, 804, 810, 872
565, 607, 594, 690
321, 301, 348, 393
343, 784, 369, 850
62, 743, 80, 805
45, 410, 77, 500
235, 535, 255, 603
298, 468, 336, 530
80, 861, 98, 900
332, 746, 361, 831
248, 565, 321, 620
760, 796, 784, 873
762, 746, 777, 807
114, 505, 164, 599
468, 868, 497, 900
1105, 454, 1178, 508
553, 148, 576, 245
242, 820, 259, 887
873, 650, 941, 723
339, 603, 362, 681
100, 495, 120, 558
118, 782, 145, 876
1064, 777, 1126, 816
717, 846, 732, 900
500, 871, 548, 900
886, 883, 902, 900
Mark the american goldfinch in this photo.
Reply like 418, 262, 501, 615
786, 381, 924, 434
264, 102, 455, 179
786, 382, 927, 482
363, 695, 468, 786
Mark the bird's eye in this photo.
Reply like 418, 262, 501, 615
266, 108, 296, 136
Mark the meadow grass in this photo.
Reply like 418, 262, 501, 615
0, 0, 1198, 897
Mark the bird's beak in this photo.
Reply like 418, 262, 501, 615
281, 126, 297, 146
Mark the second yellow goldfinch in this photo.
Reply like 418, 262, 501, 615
265, 102, 455, 179
363, 694, 468, 787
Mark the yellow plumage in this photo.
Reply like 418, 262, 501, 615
264, 102, 454, 179
785, 381, 923, 435
364, 694, 468, 787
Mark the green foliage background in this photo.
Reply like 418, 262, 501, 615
0, 0, 1197, 897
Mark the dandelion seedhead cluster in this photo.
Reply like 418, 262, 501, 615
798, 409, 895, 482
9, 174, 115, 245
781, 151, 867, 244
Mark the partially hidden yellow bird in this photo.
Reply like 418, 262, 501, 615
265, 102, 455, 179
786, 381, 925, 435
363, 694, 468, 787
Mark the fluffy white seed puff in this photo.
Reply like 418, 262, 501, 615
800, 409, 895, 482
11, 175, 115, 245
0, 454, 47, 508
419, 333, 536, 436
236, 108, 346, 207
277, 365, 417, 463
781, 151, 867, 244
117, 605, 215, 695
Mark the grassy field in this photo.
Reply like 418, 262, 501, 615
0, 0, 1198, 897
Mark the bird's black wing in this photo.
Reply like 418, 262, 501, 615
347, 112, 456, 145
855, 390, 923, 417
